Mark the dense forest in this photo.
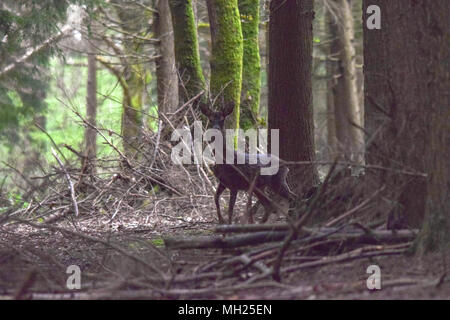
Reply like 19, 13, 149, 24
0, 0, 448, 300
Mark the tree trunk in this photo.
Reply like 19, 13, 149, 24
84, 41, 98, 170
326, 8, 338, 161
120, 60, 145, 159
415, 1, 449, 253
268, 0, 317, 195
154, 0, 179, 116
169, 0, 205, 104
328, 0, 363, 165
114, 4, 147, 158
363, 0, 449, 239
206, 0, 243, 131
238, 0, 261, 130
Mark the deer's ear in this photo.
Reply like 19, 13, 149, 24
223, 101, 235, 117
199, 101, 212, 117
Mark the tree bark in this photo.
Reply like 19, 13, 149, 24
238, 0, 261, 130
154, 0, 179, 116
206, 0, 244, 130
268, 0, 317, 195
114, 3, 148, 158
414, 1, 449, 252
326, 8, 338, 160
363, 0, 449, 238
169, 0, 205, 104
328, 0, 363, 165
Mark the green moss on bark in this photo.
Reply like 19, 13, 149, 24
114, 3, 148, 158
207, 0, 243, 130
169, 0, 205, 103
120, 56, 147, 157
238, 0, 261, 130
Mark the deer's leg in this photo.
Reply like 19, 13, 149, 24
215, 183, 226, 224
245, 200, 260, 224
254, 189, 273, 224
228, 189, 238, 224
279, 182, 297, 201
242, 173, 259, 224
274, 168, 297, 200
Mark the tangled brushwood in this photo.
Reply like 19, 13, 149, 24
0, 110, 435, 299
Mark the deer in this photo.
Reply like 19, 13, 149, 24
199, 99, 297, 224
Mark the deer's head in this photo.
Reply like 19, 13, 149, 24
199, 100, 235, 131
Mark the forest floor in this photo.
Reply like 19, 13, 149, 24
1, 193, 448, 300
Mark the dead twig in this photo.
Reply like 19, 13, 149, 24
272, 159, 339, 282
51, 148, 79, 217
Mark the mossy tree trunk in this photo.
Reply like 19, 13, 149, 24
121, 58, 145, 159
114, 3, 148, 159
206, 0, 243, 130
238, 0, 261, 130
169, 0, 205, 104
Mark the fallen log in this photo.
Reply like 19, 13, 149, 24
214, 223, 291, 233
164, 231, 288, 249
164, 228, 418, 249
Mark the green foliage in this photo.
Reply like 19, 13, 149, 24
0, 0, 100, 138
38, 57, 123, 161
148, 104, 159, 132
151, 238, 164, 247
0, 190, 29, 212
0, 55, 126, 176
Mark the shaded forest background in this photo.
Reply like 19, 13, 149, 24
1, 0, 366, 207
0, 0, 448, 299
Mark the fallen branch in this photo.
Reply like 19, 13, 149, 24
215, 223, 292, 233
164, 228, 418, 249
12, 218, 167, 282
325, 186, 385, 227
164, 231, 288, 249
273, 159, 338, 281
281, 247, 406, 274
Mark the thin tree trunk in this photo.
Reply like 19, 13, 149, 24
154, 0, 178, 116
268, 0, 317, 195
84, 41, 97, 171
326, 8, 338, 161
238, 0, 261, 130
206, 0, 243, 130
329, 0, 363, 165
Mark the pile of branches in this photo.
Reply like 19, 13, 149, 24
160, 163, 420, 294
0, 107, 428, 299
1, 101, 217, 226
